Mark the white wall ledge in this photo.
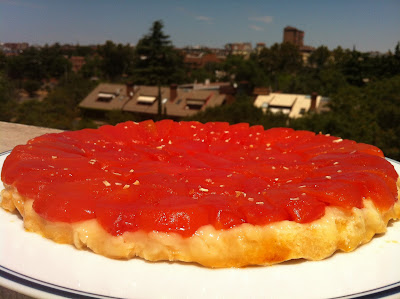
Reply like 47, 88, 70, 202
0, 122, 63, 152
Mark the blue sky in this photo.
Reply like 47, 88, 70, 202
1, 0, 399, 52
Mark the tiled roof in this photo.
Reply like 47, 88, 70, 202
79, 83, 129, 111
79, 83, 227, 118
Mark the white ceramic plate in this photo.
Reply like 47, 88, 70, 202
0, 150, 400, 299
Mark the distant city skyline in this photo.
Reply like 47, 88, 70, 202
1, 0, 399, 53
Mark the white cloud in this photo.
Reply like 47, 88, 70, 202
195, 15, 212, 22
249, 16, 273, 24
176, 6, 213, 24
249, 25, 264, 31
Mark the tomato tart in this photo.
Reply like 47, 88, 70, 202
1, 120, 399, 268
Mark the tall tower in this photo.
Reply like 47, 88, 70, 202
283, 26, 304, 47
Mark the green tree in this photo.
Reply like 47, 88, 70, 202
257, 42, 303, 91
308, 46, 331, 68
290, 75, 400, 160
220, 55, 267, 89
131, 20, 185, 86
0, 71, 17, 121
131, 20, 185, 117
23, 80, 41, 97
98, 41, 134, 81
258, 43, 302, 75
80, 55, 102, 79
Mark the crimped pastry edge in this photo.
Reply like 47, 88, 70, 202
1, 184, 400, 268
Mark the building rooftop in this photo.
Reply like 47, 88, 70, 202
254, 93, 325, 118
79, 83, 228, 119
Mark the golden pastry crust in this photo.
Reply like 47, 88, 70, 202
2, 183, 400, 268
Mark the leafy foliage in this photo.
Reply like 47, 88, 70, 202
291, 75, 400, 160
186, 94, 288, 129
97, 41, 134, 81
131, 20, 185, 85
0, 22, 399, 159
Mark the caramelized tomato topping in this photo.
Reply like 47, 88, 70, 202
2, 120, 398, 237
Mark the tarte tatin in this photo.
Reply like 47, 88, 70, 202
1, 120, 399, 268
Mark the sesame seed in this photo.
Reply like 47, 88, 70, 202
103, 180, 111, 187
334, 162, 339, 165
191, 125, 197, 128
133, 180, 140, 185
129, 169, 134, 172
333, 138, 343, 143
227, 174, 233, 177
266, 143, 271, 147
199, 187, 209, 192
289, 197, 299, 201
272, 166, 276, 170
63, 168, 68, 170
168, 140, 172, 144
299, 185, 306, 188
256, 202, 264, 205
113, 172, 122, 176
248, 197, 254, 202
115, 182, 122, 186
337, 170, 342, 173
123, 184, 130, 189
283, 166, 289, 170
286, 180, 292, 183
52, 156, 57, 159
219, 184, 225, 187
326, 176, 332, 179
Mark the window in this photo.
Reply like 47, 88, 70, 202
186, 98, 206, 110
96, 92, 114, 103
137, 96, 156, 105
